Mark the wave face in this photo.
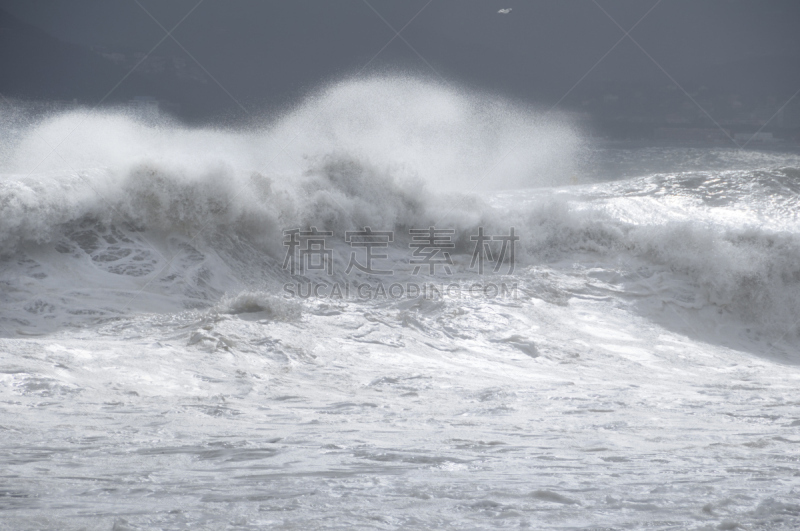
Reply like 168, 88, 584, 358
0, 77, 579, 323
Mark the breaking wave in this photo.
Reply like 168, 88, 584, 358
0, 76, 581, 251
1, 76, 800, 345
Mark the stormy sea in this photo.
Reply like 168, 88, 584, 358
2, 77, 800, 530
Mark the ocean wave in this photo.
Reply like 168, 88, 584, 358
1, 76, 799, 342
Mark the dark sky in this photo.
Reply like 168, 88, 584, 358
5, 1, 799, 60
2, 1, 799, 127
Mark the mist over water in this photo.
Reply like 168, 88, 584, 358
3, 75, 800, 530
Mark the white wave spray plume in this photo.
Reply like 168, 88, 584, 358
0, 75, 582, 251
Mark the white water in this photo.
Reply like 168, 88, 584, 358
2, 77, 800, 530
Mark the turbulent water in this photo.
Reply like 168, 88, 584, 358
2, 77, 800, 530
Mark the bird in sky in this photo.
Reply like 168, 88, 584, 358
498, 8, 512, 14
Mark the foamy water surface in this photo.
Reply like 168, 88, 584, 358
2, 77, 800, 530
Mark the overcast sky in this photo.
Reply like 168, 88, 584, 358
2, 1, 799, 122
